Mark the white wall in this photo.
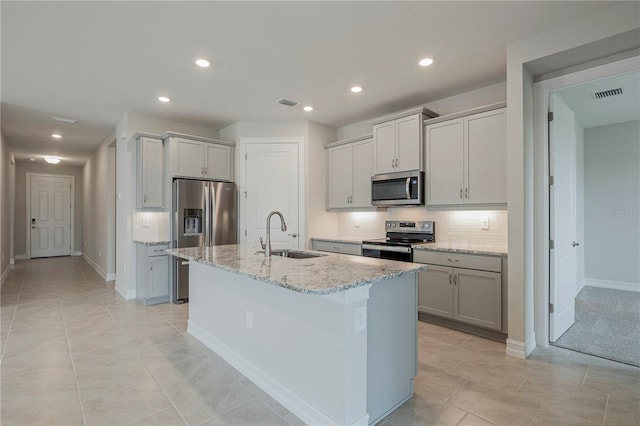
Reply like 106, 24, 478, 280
575, 122, 585, 291
337, 82, 506, 140
0, 131, 14, 282
507, 2, 640, 356
584, 120, 639, 289
115, 113, 220, 299
13, 161, 83, 257
82, 133, 117, 280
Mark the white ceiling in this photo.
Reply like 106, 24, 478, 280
557, 71, 640, 128
0, 1, 623, 165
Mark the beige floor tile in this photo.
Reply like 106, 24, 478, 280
128, 406, 187, 425
248, 384, 291, 417
282, 411, 306, 426
456, 335, 508, 356
76, 369, 154, 402
417, 341, 473, 370
1, 368, 78, 401
457, 413, 496, 426
532, 402, 602, 426
167, 373, 257, 425
2, 332, 69, 358
0, 391, 84, 426
448, 381, 541, 426
604, 396, 640, 426
382, 394, 467, 426
200, 397, 288, 425
418, 322, 473, 346
0, 347, 73, 376
82, 378, 172, 425
150, 353, 233, 393
413, 365, 469, 402
583, 364, 640, 402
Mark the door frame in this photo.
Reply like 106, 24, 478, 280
26, 173, 75, 259
532, 55, 639, 347
236, 137, 306, 249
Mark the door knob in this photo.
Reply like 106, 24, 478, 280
288, 233, 298, 238
572, 241, 580, 247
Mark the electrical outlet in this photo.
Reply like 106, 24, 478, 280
84, 240, 87, 248
98, 249, 102, 257
245, 310, 253, 329
481, 218, 490, 230
354, 306, 367, 332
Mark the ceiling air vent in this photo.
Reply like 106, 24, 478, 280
277, 98, 298, 107
593, 88, 623, 99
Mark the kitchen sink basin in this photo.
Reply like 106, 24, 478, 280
272, 249, 327, 259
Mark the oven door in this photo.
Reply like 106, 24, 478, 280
362, 244, 412, 262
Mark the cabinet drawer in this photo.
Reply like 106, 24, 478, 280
311, 240, 361, 256
145, 244, 170, 256
414, 250, 501, 272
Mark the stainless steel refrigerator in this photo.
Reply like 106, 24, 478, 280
172, 179, 238, 303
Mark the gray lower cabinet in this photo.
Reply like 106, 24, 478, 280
310, 239, 362, 256
416, 250, 503, 331
136, 243, 170, 305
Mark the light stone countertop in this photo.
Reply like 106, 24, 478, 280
310, 236, 380, 244
415, 241, 508, 256
168, 244, 426, 295
134, 240, 170, 246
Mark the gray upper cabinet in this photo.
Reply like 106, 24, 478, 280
326, 136, 374, 209
136, 134, 164, 210
426, 107, 507, 206
373, 113, 422, 174
165, 133, 234, 181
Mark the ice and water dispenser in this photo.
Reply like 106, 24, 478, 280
183, 209, 202, 236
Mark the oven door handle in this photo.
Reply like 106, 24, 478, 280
362, 244, 412, 254
406, 177, 411, 199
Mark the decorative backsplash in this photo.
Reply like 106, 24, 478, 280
132, 211, 170, 242
335, 209, 508, 248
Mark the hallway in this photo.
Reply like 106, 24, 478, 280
1, 257, 639, 425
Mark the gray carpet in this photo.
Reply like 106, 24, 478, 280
552, 286, 640, 367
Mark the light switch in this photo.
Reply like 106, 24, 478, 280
481, 217, 490, 230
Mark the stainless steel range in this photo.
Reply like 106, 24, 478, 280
362, 220, 435, 262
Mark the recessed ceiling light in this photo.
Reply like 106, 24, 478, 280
29, 158, 36, 161
44, 156, 61, 164
158, 96, 171, 103
52, 133, 62, 139
303, 106, 313, 112
195, 59, 210, 68
419, 58, 434, 67
350, 86, 363, 93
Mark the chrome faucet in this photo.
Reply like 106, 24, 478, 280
262, 211, 287, 257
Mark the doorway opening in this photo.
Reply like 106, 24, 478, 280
546, 68, 639, 366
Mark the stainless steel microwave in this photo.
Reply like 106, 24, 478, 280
371, 171, 424, 206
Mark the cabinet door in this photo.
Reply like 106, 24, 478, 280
464, 109, 507, 204
205, 143, 233, 181
395, 114, 422, 172
373, 121, 396, 174
426, 119, 464, 205
139, 137, 164, 209
350, 139, 374, 207
328, 145, 352, 209
148, 255, 169, 299
418, 266, 454, 318
175, 139, 205, 177
454, 268, 501, 330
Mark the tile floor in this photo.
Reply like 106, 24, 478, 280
1, 257, 639, 426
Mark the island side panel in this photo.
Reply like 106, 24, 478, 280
187, 261, 370, 426
367, 273, 418, 424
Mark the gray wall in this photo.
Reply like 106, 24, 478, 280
575, 122, 585, 289
0, 132, 13, 279
14, 161, 83, 257
584, 120, 640, 286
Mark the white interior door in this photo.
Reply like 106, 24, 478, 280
549, 93, 578, 342
30, 175, 72, 258
244, 142, 299, 250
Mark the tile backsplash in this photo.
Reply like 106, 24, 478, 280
335, 208, 508, 248
132, 211, 170, 242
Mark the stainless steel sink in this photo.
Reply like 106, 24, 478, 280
272, 249, 327, 259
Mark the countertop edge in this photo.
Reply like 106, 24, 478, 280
414, 246, 508, 257
134, 240, 170, 246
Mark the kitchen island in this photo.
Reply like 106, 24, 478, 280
168, 245, 426, 426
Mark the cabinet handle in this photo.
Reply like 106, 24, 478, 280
447, 258, 460, 262
143, 194, 147, 203
333, 246, 340, 249
449, 273, 453, 285
149, 265, 153, 271
465, 188, 469, 199
391, 158, 395, 168
459, 188, 463, 199
453, 273, 457, 285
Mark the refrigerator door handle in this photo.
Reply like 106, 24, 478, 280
210, 184, 217, 247
203, 183, 210, 247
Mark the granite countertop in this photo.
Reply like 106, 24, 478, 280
167, 244, 426, 295
414, 242, 508, 256
134, 240, 170, 246
310, 236, 382, 244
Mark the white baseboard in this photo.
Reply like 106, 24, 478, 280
10, 258, 14, 265
576, 278, 586, 293
82, 254, 107, 280
15, 254, 27, 260
106, 272, 117, 282
584, 278, 639, 293
72, 251, 82, 256
115, 283, 135, 300
188, 321, 342, 426
506, 339, 528, 359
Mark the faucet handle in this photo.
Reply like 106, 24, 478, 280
259, 237, 266, 250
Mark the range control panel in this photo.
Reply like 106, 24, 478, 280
385, 220, 434, 234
